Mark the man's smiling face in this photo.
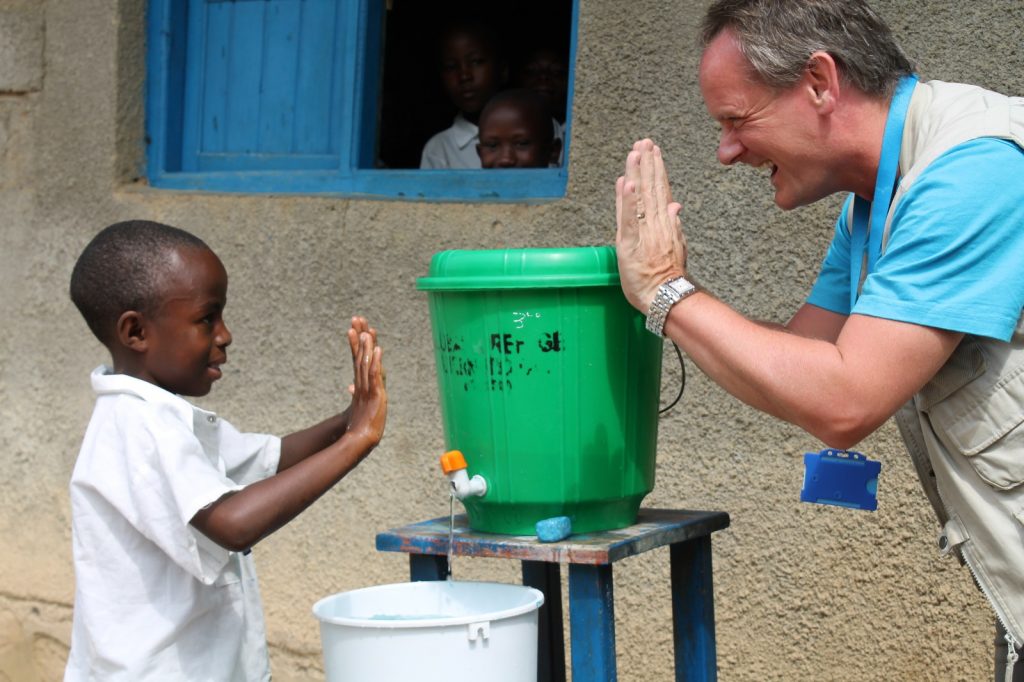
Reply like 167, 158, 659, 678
699, 28, 839, 211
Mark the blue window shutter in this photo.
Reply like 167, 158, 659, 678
180, 0, 345, 172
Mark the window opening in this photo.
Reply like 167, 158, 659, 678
146, 0, 576, 199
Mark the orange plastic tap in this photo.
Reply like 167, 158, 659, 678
440, 450, 468, 474
440, 450, 487, 499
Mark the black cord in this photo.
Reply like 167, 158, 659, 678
659, 341, 685, 414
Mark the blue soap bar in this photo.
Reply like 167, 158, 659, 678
535, 516, 572, 542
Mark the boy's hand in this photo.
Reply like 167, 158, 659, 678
345, 316, 387, 451
345, 316, 384, 392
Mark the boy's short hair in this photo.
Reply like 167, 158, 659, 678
436, 17, 503, 62
480, 88, 555, 141
70, 220, 209, 346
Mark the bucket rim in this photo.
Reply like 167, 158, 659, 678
311, 580, 545, 630
416, 245, 622, 291
416, 272, 620, 291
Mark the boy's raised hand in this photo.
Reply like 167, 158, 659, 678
345, 316, 387, 450
188, 316, 387, 551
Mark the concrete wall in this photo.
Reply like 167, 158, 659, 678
1, 0, 1021, 679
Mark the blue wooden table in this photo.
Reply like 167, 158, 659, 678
375, 508, 730, 682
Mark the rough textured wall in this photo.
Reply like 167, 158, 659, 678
1, 0, 1022, 680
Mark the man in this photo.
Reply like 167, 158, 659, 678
614, 1, 1024, 679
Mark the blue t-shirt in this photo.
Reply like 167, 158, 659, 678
807, 137, 1024, 342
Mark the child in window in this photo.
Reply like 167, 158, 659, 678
517, 43, 569, 142
476, 88, 562, 169
420, 19, 507, 169
64, 220, 387, 681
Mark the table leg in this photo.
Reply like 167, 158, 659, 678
409, 553, 447, 581
522, 561, 566, 682
568, 563, 616, 682
670, 536, 717, 681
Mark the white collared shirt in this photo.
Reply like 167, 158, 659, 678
420, 113, 482, 169
65, 367, 281, 681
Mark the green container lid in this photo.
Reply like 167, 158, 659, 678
416, 246, 621, 291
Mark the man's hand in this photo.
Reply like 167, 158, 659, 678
615, 139, 688, 312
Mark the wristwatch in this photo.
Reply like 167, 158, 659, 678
645, 276, 697, 337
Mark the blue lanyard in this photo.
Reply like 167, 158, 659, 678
849, 74, 919, 311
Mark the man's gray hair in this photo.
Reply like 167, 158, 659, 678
701, 0, 914, 98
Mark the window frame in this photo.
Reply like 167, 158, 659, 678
145, 0, 577, 201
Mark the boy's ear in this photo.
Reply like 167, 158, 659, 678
548, 138, 563, 166
115, 310, 149, 352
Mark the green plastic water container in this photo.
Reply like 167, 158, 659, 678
417, 246, 663, 534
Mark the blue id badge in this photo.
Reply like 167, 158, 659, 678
800, 449, 881, 511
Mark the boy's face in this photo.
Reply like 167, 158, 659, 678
520, 48, 568, 119
439, 30, 502, 117
477, 103, 556, 168
139, 247, 232, 397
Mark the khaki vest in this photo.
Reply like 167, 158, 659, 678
872, 80, 1024, 646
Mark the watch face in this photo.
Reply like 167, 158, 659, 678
668, 277, 693, 296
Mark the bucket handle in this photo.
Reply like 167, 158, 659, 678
467, 621, 490, 642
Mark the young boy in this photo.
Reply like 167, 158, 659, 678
517, 43, 569, 131
517, 43, 569, 165
476, 88, 562, 168
64, 220, 387, 681
420, 19, 507, 169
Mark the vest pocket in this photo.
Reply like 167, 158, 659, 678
921, 339, 1024, 491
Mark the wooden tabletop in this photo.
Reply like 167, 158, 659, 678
375, 508, 730, 566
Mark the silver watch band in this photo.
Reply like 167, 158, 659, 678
645, 276, 697, 337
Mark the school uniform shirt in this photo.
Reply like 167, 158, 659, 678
64, 367, 281, 682
420, 113, 481, 169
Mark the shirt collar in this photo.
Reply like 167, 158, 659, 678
450, 113, 479, 150
90, 365, 216, 424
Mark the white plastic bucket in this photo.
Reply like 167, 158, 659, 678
312, 580, 545, 682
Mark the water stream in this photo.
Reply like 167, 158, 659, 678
447, 491, 455, 579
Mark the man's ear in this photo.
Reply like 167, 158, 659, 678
804, 51, 840, 114
548, 138, 563, 166
116, 311, 148, 352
